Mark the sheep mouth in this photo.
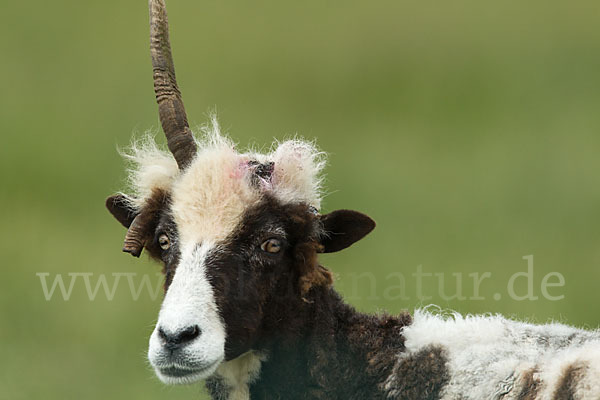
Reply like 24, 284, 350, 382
156, 360, 220, 384
159, 366, 202, 378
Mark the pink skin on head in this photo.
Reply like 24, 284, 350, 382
230, 158, 250, 180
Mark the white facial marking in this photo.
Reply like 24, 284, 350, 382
148, 242, 226, 384
170, 144, 259, 245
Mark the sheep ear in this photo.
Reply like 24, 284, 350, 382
318, 210, 376, 253
105, 194, 138, 228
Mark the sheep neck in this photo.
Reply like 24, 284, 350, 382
249, 286, 411, 399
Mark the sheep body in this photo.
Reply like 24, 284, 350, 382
205, 304, 600, 400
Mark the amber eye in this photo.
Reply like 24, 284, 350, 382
158, 233, 170, 250
261, 238, 282, 254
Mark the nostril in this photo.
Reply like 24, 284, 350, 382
157, 325, 201, 350
179, 325, 201, 343
158, 327, 169, 342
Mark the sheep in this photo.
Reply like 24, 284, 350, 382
105, 1, 600, 398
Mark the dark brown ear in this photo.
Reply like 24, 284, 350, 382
106, 194, 138, 228
319, 210, 376, 253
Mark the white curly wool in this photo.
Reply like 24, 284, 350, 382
122, 118, 326, 243
121, 134, 179, 209
400, 309, 600, 399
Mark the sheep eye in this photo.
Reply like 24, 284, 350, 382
158, 233, 170, 250
261, 238, 281, 254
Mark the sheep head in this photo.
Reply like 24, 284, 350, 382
105, 0, 375, 385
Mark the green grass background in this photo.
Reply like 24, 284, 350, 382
2, 0, 600, 398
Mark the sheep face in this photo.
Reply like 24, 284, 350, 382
147, 197, 327, 385
106, 133, 375, 384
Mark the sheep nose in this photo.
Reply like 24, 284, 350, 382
158, 325, 201, 351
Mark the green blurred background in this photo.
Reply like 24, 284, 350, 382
2, 0, 600, 398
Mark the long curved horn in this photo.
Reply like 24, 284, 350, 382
149, 0, 197, 169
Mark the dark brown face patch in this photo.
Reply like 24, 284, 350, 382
199, 195, 332, 359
